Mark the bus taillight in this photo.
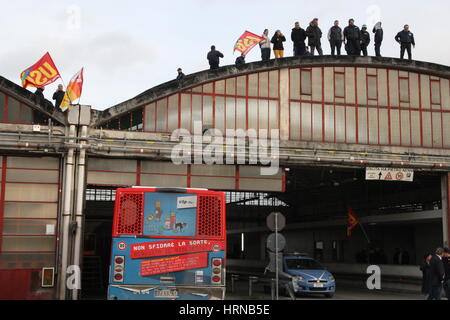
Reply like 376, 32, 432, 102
211, 258, 223, 285
113, 255, 125, 282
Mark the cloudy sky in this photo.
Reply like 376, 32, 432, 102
1, 0, 449, 110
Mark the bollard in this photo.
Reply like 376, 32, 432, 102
248, 276, 258, 297
231, 274, 239, 293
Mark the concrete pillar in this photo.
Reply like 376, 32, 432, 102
279, 68, 290, 141
442, 173, 450, 248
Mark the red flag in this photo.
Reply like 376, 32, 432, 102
20, 52, 61, 88
347, 206, 359, 237
60, 68, 84, 111
233, 31, 265, 56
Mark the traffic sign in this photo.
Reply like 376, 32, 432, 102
365, 167, 414, 182
266, 212, 286, 232
267, 233, 286, 252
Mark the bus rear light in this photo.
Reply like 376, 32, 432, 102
211, 258, 223, 285
213, 268, 221, 275
212, 276, 221, 283
212, 259, 222, 267
114, 274, 123, 281
115, 257, 124, 264
113, 255, 125, 283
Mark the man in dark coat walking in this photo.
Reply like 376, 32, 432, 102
372, 22, 384, 57
291, 21, 307, 56
306, 18, 323, 56
207, 45, 224, 70
344, 19, 361, 56
395, 24, 415, 60
428, 248, 445, 300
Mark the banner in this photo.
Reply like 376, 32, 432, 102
130, 239, 224, 259
20, 52, 61, 88
233, 31, 265, 56
347, 206, 359, 237
140, 252, 208, 276
60, 68, 84, 111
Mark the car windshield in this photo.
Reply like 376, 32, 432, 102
286, 258, 324, 270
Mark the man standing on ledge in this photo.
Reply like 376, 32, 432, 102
395, 24, 415, 60
52, 84, 65, 110
207, 45, 224, 70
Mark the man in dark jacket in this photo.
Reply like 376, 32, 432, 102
443, 248, 450, 299
360, 25, 371, 56
420, 253, 432, 297
344, 19, 361, 56
176, 68, 185, 88
395, 24, 415, 60
235, 54, 245, 66
52, 84, 65, 109
34, 87, 45, 105
291, 21, 307, 56
428, 248, 445, 300
207, 45, 224, 70
372, 22, 383, 57
306, 18, 323, 56
328, 20, 343, 56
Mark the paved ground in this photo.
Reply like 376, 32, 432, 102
225, 280, 427, 300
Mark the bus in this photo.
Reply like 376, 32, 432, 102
107, 187, 226, 300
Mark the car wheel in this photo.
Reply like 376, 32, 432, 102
325, 293, 334, 299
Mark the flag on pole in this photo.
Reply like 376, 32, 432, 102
233, 31, 265, 56
347, 206, 360, 237
60, 68, 84, 112
20, 52, 61, 88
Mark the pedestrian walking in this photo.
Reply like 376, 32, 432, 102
260, 29, 271, 61
207, 45, 224, 70
428, 248, 445, 300
271, 30, 286, 59
373, 21, 384, 57
306, 18, 323, 55
328, 20, 344, 56
344, 19, 361, 56
360, 25, 371, 56
395, 24, 415, 60
291, 21, 307, 56
420, 253, 432, 298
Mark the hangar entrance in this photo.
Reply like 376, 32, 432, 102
227, 166, 444, 269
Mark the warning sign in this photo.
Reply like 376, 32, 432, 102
140, 252, 208, 276
366, 167, 414, 182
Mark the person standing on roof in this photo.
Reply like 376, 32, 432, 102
291, 21, 307, 56
344, 18, 361, 56
360, 25, 371, 56
306, 18, 323, 56
271, 30, 286, 59
260, 29, 271, 61
372, 22, 384, 57
207, 45, 224, 70
395, 24, 415, 60
52, 84, 65, 110
328, 20, 344, 57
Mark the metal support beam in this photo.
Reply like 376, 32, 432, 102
442, 173, 450, 248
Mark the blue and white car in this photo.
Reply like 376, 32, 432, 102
284, 254, 336, 298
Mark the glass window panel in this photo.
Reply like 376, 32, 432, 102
144, 103, 156, 131
140, 174, 187, 188
180, 94, 191, 131
6, 169, 59, 183
346, 106, 356, 144
168, 94, 179, 131
390, 109, 400, 145
7, 97, 20, 123
7, 156, 59, 169
335, 73, 345, 98
443, 113, 450, 148
400, 110, 411, 146
268, 100, 278, 132
301, 103, 312, 140
226, 78, 236, 95
367, 76, 377, 100
248, 74, 258, 97
431, 81, 441, 104
248, 99, 258, 132
1, 236, 56, 252
324, 105, 334, 142
290, 69, 300, 100
191, 177, 235, 190
290, 102, 300, 140
22, 104, 33, 123
236, 98, 246, 130
379, 109, 389, 145
258, 100, 269, 131
3, 219, 56, 236
236, 76, 246, 96
88, 158, 136, 172
87, 171, 136, 186
4, 202, 57, 219
399, 78, 410, 102
5, 183, 58, 202
156, 99, 168, 132
0, 92, 5, 122
0, 253, 55, 269
269, 71, 279, 98
432, 112, 442, 147
259, 72, 269, 97
226, 97, 235, 130
422, 111, 432, 147
312, 104, 322, 141
411, 111, 421, 147
215, 80, 225, 94
215, 96, 225, 131
368, 108, 378, 144
191, 95, 202, 129
203, 95, 213, 127
203, 83, 213, 94
192, 85, 202, 93
336, 106, 345, 143
301, 70, 312, 95
358, 107, 368, 144
141, 161, 187, 174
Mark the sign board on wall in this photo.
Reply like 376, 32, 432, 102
366, 167, 414, 182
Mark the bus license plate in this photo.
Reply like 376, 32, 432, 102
155, 289, 179, 298
314, 283, 324, 288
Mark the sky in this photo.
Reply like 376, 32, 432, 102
1, 0, 449, 110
